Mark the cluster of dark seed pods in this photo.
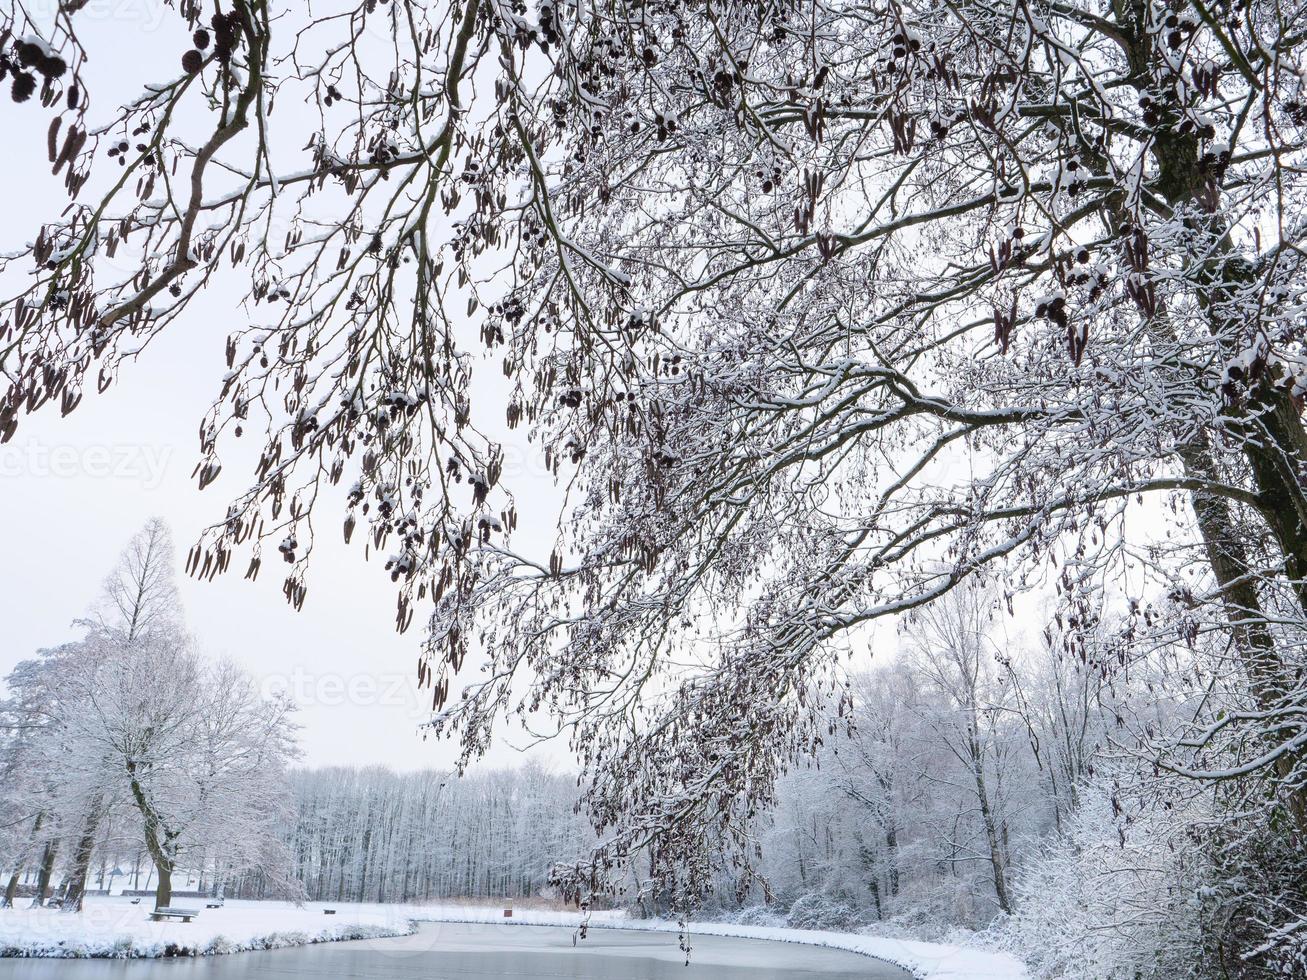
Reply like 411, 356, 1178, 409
0, 37, 67, 104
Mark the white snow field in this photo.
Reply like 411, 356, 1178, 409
0, 896, 1028, 980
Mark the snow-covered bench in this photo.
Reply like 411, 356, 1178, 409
150, 907, 200, 923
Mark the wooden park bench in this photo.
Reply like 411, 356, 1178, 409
205, 901, 224, 909
150, 907, 200, 923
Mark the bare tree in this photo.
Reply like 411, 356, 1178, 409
906, 586, 1018, 914
59, 518, 182, 912
835, 664, 921, 915
97, 518, 182, 645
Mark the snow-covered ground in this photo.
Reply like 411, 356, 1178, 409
0, 896, 1027, 980
0, 898, 632, 958
0, 897, 411, 958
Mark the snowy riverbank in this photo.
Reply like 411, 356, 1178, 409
0, 897, 412, 958
0, 898, 632, 959
0, 897, 1028, 979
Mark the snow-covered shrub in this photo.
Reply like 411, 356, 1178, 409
997, 778, 1214, 979
108, 937, 138, 958
1251, 917, 1307, 978
786, 893, 859, 932
254, 930, 310, 950
856, 909, 965, 944
331, 924, 409, 943
732, 905, 787, 928
1203, 813, 1307, 978
203, 935, 240, 956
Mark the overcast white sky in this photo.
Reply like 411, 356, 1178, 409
0, 4, 568, 774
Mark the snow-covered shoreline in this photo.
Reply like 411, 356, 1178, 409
613, 919, 1026, 980
0, 897, 1028, 980
0, 897, 414, 959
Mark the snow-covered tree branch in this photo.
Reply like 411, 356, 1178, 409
0, 0, 1303, 951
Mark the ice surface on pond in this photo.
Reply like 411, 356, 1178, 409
0, 898, 1025, 979
0, 921, 914, 980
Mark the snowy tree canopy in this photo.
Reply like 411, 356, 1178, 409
2, 0, 1305, 903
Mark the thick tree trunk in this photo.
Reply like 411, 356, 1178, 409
1070, 0, 1307, 837
1108, 0, 1307, 836
1176, 437, 1307, 835
3, 812, 45, 907
29, 838, 57, 908
60, 797, 104, 912
127, 765, 179, 910
61, 822, 98, 912
155, 863, 173, 909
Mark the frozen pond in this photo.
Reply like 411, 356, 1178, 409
0, 921, 913, 979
